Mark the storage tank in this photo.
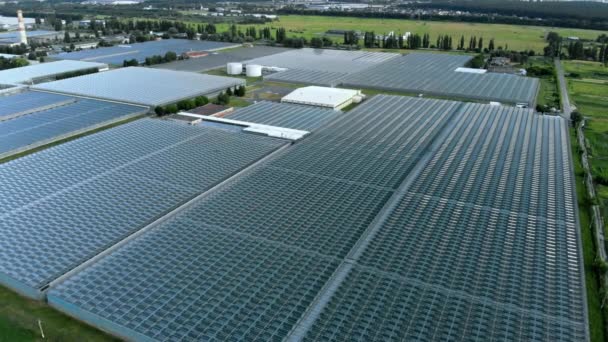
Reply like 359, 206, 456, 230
246, 64, 262, 77
226, 62, 243, 75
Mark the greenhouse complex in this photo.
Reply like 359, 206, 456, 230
0, 45, 585, 342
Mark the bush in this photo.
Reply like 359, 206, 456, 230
195, 96, 209, 106
526, 65, 554, 77
165, 104, 179, 114
571, 111, 583, 124
177, 99, 197, 111
468, 54, 485, 68
215, 91, 230, 105
155, 106, 166, 116
235, 85, 246, 97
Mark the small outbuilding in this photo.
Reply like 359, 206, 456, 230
281, 86, 362, 110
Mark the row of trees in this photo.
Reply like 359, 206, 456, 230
155, 96, 210, 116
215, 86, 246, 105
359, 30, 499, 52
0, 57, 28, 71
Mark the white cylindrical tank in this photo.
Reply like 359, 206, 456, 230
246, 64, 262, 77
226, 62, 243, 75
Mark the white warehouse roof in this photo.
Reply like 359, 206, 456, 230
0, 60, 108, 85
454, 67, 488, 74
33, 67, 246, 107
281, 86, 360, 110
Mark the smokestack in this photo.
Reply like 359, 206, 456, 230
17, 10, 27, 45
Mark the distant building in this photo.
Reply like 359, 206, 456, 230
489, 57, 511, 66
281, 86, 363, 110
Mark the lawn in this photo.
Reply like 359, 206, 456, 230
205, 15, 605, 53
0, 285, 115, 342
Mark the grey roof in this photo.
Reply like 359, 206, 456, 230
0, 118, 286, 298
0, 90, 146, 158
264, 69, 349, 87
0, 30, 59, 45
39, 96, 583, 341
225, 101, 339, 131
153, 46, 290, 73
304, 104, 584, 341
32, 67, 245, 107
0, 60, 107, 85
242, 48, 400, 74
55, 39, 241, 66
45, 96, 465, 340
342, 53, 540, 104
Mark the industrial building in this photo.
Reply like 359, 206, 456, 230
0, 14, 35, 30
55, 39, 241, 65
0, 119, 286, 299
243, 50, 539, 106
32, 67, 245, 107
0, 36, 584, 341
0, 94, 572, 341
0, 60, 108, 85
242, 48, 400, 86
281, 86, 362, 110
342, 52, 540, 106
0, 30, 62, 46
0, 90, 146, 159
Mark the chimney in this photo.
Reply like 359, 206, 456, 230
17, 10, 28, 45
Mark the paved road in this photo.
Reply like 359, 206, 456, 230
555, 58, 572, 119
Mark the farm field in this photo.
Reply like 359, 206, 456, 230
564, 61, 608, 232
204, 15, 607, 53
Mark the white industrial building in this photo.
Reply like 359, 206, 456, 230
281, 86, 362, 110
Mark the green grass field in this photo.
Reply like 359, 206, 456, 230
571, 128, 607, 342
564, 60, 608, 238
205, 15, 606, 53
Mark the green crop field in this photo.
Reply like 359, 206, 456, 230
203, 15, 607, 53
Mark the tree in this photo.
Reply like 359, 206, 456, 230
27, 52, 36, 60
164, 51, 177, 62
226, 87, 233, 96
478, 37, 484, 51
64, 31, 71, 43
236, 85, 246, 97
469, 54, 485, 68
166, 104, 178, 114
155, 106, 166, 116
571, 111, 583, 125
215, 91, 230, 105
459, 35, 465, 50
310, 37, 323, 48
488, 38, 495, 51
194, 96, 209, 106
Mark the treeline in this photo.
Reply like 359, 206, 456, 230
155, 96, 210, 116
0, 57, 29, 71
277, 8, 608, 31
545, 32, 608, 65
361, 31, 506, 54
54, 67, 98, 80
412, 0, 608, 21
